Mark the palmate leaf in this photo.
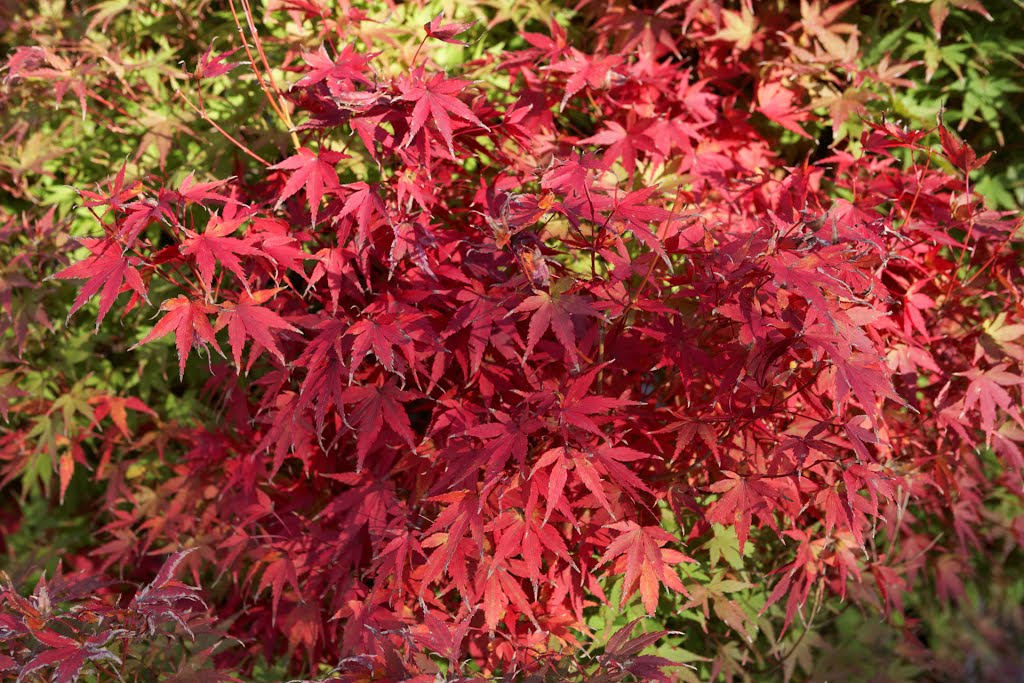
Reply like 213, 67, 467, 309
176, 172, 239, 206
756, 79, 812, 138
465, 409, 541, 477
50, 238, 148, 328
596, 521, 694, 615
423, 11, 476, 45
17, 635, 122, 683
75, 161, 142, 211
179, 212, 265, 292
705, 473, 781, 552
193, 42, 247, 81
215, 288, 299, 370
130, 296, 223, 378
341, 378, 418, 469
294, 44, 375, 95
396, 68, 489, 158
511, 285, 602, 369
544, 49, 624, 111
598, 617, 679, 683
268, 147, 347, 226
957, 365, 1024, 433
335, 181, 390, 249
130, 549, 206, 638
416, 490, 484, 594
344, 312, 416, 381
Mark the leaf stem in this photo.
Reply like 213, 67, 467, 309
410, 35, 428, 69
227, 0, 301, 151
175, 90, 271, 167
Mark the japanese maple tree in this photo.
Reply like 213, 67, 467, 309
2, 0, 1022, 681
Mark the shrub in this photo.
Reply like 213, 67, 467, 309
1, 1, 1022, 680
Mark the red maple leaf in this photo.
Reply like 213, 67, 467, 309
130, 548, 206, 635
815, 483, 871, 546
335, 182, 391, 248
544, 49, 623, 111
118, 195, 177, 246
957, 364, 1023, 434
756, 79, 811, 138
581, 117, 658, 179
397, 68, 489, 158
596, 521, 692, 614
216, 289, 299, 370
372, 529, 426, 600
598, 617, 677, 682
831, 352, 905, 427
554, 365, 640, 439
269, 146, 348, 226
250, 217, 316, 280
130, 295, 223, 378
294, 44, 375, 97
344, 313, 415, 381
424, 12, 476, 45
253, 553, 302, 626
488, 506, 576, 587
283, 603, 321, 659
938, 119, 992, 173
76, 161, 142, 211
50, 238, 148, 328
477, 557, 537, 631
17, 630, 121, 683
443, 284, 516, 379
705, 473, 779, 551
341, 378, 418, 468
607, 186, 673, 261
176, 171, 238, 205
194, 41, 247, 80
511, 286, 602, 369
416, 490, 484, 593
466, 409, 542, 478
179, 212, 264, 292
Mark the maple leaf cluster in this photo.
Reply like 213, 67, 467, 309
0, 551, 214, 683
3, 0, 1023, 679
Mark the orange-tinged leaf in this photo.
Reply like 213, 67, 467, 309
57, 452, 74, 505
130, 296, 223, 378
706, 473, 778, 552
597, 521, 693, 614
216, 289, 299, 370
